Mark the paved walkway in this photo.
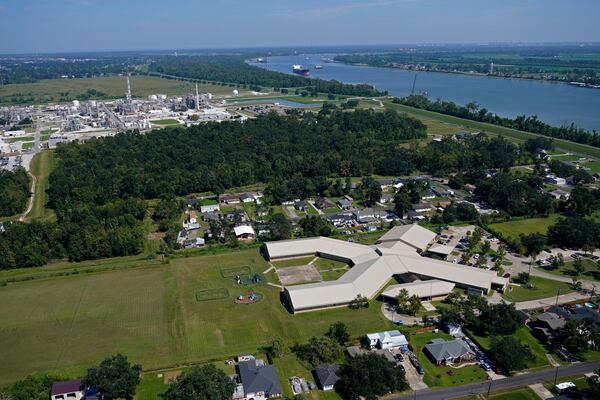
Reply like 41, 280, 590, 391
529, 383, 554, 399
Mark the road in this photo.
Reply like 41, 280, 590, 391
393, 361, 600, 400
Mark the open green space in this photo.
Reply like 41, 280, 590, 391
489, 214, 561, 240
470, 327, 550, 369
272, 256, 315, 268
0, 76, 237, 106
502, 276, 574, 302
28, 150, 57, 222
0, 249, 393, 385
541, 259, 600, 281
384, 101, 600, 159
150, 119, 180, 125
455, 387, 541, 400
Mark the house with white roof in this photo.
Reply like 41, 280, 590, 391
234, 225, 255, 240
366, 330, 409, 351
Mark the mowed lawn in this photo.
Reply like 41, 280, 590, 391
489, 214, 561, 240
0, 249, 393, 384
502, 276, 574, 302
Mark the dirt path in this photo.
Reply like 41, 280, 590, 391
18, 171, 36, 221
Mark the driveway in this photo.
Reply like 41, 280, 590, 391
401, 358, 428, 390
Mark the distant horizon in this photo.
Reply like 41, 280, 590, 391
1, 0, 599, 54
2, 41, 600, 57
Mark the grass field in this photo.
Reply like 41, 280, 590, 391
502, 276, 574, 302
456, 387, 540, 400
28, 150, 57, 222
384, 101, 600, 159
541, 259, 600, 281
150, 119, 180, 125
0, 76, 239, 106
0, 249, 393, 385
489, 214, 561, 240
271, 257, 315, 268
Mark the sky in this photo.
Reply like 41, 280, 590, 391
0, 0, 599, 54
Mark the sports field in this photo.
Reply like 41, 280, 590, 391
0, 249, 392, 384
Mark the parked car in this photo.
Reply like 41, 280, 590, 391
503, 273, 511, 278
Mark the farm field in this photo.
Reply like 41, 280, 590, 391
0, 248, 393, 385
489, 214, 561, 240
502, 276, 574, 302
0, 76, 240, 106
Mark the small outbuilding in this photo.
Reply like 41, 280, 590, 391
315, 364, 340, 391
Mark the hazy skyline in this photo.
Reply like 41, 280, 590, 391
1, 0, 600, 54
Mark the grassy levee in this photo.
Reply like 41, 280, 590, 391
28, 150, 57, 222
0, 248, 393, 385
384, 101, 600, 159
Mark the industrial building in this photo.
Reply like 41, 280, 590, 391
264, 225, 507, 313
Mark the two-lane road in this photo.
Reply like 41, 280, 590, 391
393, 361, 600, 400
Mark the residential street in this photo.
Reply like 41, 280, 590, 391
392, 361, 600, 400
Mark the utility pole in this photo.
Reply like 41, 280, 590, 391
555, 287, 561, 306
554, 366, 560, 385
487, 379, 493, 396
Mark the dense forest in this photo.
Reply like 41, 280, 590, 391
0, 109, 534, 269
0, 167, 30, 217
148, 55, 385, 97
395, 95, 600, 146
0, 56, 149, 84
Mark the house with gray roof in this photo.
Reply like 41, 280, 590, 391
315, 364, 340, 391
423, 338, 474, 365
238, 359, 282, 400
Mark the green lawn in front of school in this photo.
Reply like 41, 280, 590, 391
0, 249, 394, 385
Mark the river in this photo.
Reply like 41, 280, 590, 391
254, 55, 600, 132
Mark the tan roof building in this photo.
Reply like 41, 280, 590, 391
264, 225, 508, 313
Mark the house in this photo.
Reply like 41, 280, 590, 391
549, 189, 570, 200
315, 364, 340, 391
50, 380, 85, 400
393, 180, 404, 191
346, 346, 366, 358
531, 311, 567, 342
421, 190, 436, 200
463, 183, 477, 193
380, 194, 393, 204
219, 194, 241, 204
202, 211, 220, 222
544, 175, 567, 185
200, 203, 220, 213
377, 178, 395, 191
238, 359, 283, 400
315, 197, 335, 210
186, 198, 200, 208
354, 208, 375, 223
337, 198, 352, 210
188, 210, 198, 224
548, 305, 600, 325
240, 193, 256, 203
234, 225, 255, 240
407, 210, 425, 221
413, 202, 432, 213
256, 207, 269, 217
366, 330, 409, 351
363, 223, 378, 232
294, 200, 309, 212
327, 213, 355, 227
423, 338, 474, 365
